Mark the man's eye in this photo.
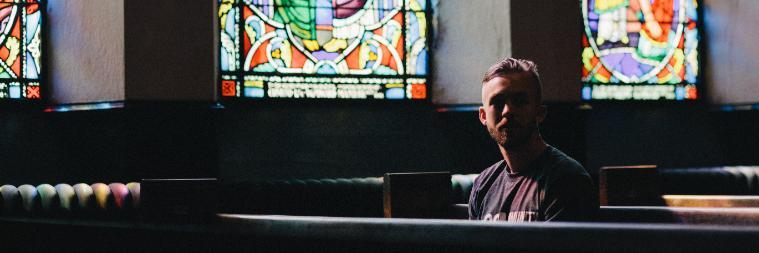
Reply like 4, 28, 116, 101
511, 94, 530, 106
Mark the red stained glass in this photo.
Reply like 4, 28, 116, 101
219, 0, 429, 100
26, 86, 39, 99
221, 80, 237, 96
581, 0, 700, 101
0, 1, 43, 100
410, 84, 426, 99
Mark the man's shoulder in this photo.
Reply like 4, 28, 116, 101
543, 146, 589, 178
472, 160, 505, 188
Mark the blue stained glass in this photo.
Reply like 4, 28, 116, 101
221, 0, 430, 100
415, 49, 427, 75
26, 12, 40, 44
253, 63, 276, 72
407, 12, 419, 41
9, 86, 21, 98
0, 2, 43, 100
582, 87, 592, 100
221, 52, 230, 70
245, 87, 266, 97
315, 7, 333, 25
225, 9, 237, 35
581, 0, 700, 101
316, 64, 337, 74
418, 0, 426, 10
686, 0, 698, 21
315, 0, 331, 8
26, 52, 38, 79
675, 86, 685, 100
386, 88, 404, 99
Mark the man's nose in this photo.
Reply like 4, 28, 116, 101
501, 103, 511, 116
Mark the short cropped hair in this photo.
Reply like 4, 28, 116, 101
482, 57, 543, 103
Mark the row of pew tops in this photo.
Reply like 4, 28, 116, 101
220, 167, 759, 222
600, 165, 759, 206
0, 182, 140, 215
1, 168, 759, 252
596, 165, 759, 226
0, 179, 216, 220
5, 166, 758, 221
3, 166, 759, 221
219, 172, 473, 218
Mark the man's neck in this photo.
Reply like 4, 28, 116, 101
499, 135, 548, 174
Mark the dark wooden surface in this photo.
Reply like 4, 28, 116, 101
2, 214, 759, 252
383, 172, 451, 218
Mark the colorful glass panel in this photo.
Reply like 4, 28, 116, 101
581, 0, 699, 100
219, 0, 430, 100
0, 0, 42, 100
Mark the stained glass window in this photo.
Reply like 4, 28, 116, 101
581, 0, 699, 100
219, 0, 430, 100
0, 0, 42, 100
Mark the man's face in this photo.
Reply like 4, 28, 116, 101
479, 73, 546, 149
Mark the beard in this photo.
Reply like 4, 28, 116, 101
487, 121, 538, 149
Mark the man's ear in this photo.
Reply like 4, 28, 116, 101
479, 106, 487, 126
536, 105, 547, 123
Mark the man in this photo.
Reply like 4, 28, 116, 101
468, 57, 597, 222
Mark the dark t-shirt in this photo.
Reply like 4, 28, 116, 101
468, 146, 597, 222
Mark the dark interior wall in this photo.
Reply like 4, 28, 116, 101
0, 102, 585, 184
124, 0, 217, 101
0, 105, 485, 184
217, 104, 502, 182
585, 105, 759, 173
510, 0, 583, 103
586, 105, 718, 172
0, 109, 127, 185
123, 104, 219, 180
2, 102, 757, 184
0, 105, 217, 185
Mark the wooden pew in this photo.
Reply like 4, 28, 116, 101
599, 165, 759, 208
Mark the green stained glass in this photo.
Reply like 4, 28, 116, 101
219, 0, 430, 100
0, 1, 43, 100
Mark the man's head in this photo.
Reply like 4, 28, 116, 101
479, 57, 546, 149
